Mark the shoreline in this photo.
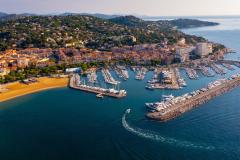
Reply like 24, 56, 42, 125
0, 77, 69, 103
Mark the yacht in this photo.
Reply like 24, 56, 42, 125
162, 94, 174, 99
96, 93, 104, 98
145, 85, 154, 90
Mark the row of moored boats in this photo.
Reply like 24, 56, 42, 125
146, 73, 240, 113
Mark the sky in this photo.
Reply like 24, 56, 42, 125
0, 0, 240, 16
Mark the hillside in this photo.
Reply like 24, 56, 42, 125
0, 15, 207, 51
109, 16, 146, 27
168, 19, 219, 29
110, 16, 219, 29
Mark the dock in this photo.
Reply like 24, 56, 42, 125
209, 63, 226, 75
221, 63, 235, 71
148, 68, 181, 90
102, 69, 120, 85
69, 74, 126, 98
135, 67, 147, 80
146, 74, 240, 121
185, 68, 198, 79
198, 66, 214, 77
115, 66, 129, 80
217, 60, 240, 68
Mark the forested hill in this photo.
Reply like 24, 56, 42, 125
167, 19, 219, 29
0, 15, 208, 51
110, 16, 219, 29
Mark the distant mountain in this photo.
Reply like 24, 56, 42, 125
0, 14, 23, 21
167, 19, 219, 29
80, 13, 120, 19
60, 13, 120, 19
109, 16, 219, 29
0, 12, 8, 17
19, 13, 37, 16
0, 12, 37, 21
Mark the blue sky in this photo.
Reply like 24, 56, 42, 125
1, 0, 240, 16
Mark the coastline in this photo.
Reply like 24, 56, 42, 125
0, 77, 69, 103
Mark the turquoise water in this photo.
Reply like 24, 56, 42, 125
1, 17, 240, 160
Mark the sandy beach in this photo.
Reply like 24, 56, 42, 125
0, 77, 69, 103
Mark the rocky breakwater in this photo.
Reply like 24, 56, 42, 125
146, 74, 240, 121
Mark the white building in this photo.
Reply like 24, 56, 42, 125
196, 43, 213, 57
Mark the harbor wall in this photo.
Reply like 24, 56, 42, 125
69, 75, 126, 98
147, 77, 240, 121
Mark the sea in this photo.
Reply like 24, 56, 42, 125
0, 17, 240, 160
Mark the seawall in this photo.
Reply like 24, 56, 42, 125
147, 77, 240, 121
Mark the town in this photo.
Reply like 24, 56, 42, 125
0, 38, 228, 83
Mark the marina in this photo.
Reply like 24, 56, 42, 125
69, 74, 126, 98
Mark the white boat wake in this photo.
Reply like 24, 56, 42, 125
122, 109, 215, 150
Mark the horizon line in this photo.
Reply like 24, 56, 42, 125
1, 11, 240, 18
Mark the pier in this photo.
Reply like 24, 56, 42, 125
221, 63, 235, 70
146, 74, 240, 121
87, 70, 97, 83
115, 66, 129, 80
146, 68, 181, 90
198, 66, 214, 77
135, 67, 147, 80
218, 60, 240, 68
102, 69, 120, 85
209, 63, 226, 75
185, 68, 198, 79
175, 68, 187, 87
69, 74, 126, 98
